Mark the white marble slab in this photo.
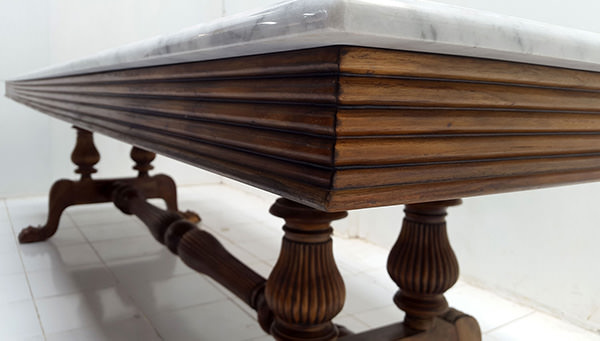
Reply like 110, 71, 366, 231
15, 0, 600, 80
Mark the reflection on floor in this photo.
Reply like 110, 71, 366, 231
0, 184, 598, 340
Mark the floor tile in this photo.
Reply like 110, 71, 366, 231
0, 250, 25, 275
44, 226, 87, 247
0, 230, 18, 254
79, 220, 148, 242
487, 312, 600, 340
244, 335, 274, 341
150, 299, 265, 341
2, 186, 598, 340
361, 268, 398, 293
334, 314, 371, 333
36, 286, 140, 334
123, 272, 227, 315
211, 220, 281, 244
9, 214, 77, 234
0, 299, 43, 340
45, 316, 161, 341
107, 251, 193, 281
237, 237, 281, 263
19, 242, 103, 272
27, 265, 116, 299
340, 273, 394, 316
6, 197, 76, 232
5, 196, 48, 217
218, 236, 262, 264
91, 234, 164, 262
0, 200, 8, 220
445, 283, 534, 333
353, 305, 406, 329
0, 273, 32, 304
227, 294, 260, 320
246, 260, 273, 279
68, 204, 135, 226
197, 209, 258, 232
0, 217, 12, 236
334, 237, 388, 274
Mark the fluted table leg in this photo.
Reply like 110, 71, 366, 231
266, 198, 348, 341
387, 199, 481, 340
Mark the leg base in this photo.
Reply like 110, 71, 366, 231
341, 308, 481, 341
19, 174, 198, 243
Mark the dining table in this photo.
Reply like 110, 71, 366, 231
7, 0, 600, 339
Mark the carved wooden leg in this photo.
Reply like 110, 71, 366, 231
387, 199, 481, 340
131, 146, 155, 178
18, 127, 99, 243
266, 198, 347, 341
20, 127, 199, 243
130, 146, 200, 223
71, 127, 101, 180
18, 180, 76, 243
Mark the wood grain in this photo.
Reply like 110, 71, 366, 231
8, 45, 600, 210
340, 47, 600, 90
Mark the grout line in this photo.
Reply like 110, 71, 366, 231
483, 310, 536, 335
5, 201, 48, 341
73, 212, 165, 340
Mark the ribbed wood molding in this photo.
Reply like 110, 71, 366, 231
8, 46, 600, 210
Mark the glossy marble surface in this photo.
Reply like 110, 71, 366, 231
1, 184, 599, 340
15, 0, 600, 80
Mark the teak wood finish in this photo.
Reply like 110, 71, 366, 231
111, 183, 478, 340
7, 45, 600, 340
8, 46, 600, 211
17, 126, 199, 243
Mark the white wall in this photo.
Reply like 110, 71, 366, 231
0, 0, 224, 198
2, 0, 599, 333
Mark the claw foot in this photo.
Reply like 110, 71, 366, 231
180, 210, 201, 224
18, 226, 51, 244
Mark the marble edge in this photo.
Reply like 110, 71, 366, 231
10, 0, 600, 81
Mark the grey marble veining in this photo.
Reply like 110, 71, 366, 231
14, 0, 600, 80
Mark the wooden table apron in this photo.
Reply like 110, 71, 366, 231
7, 45, 600, 340
8, 46, 600, 212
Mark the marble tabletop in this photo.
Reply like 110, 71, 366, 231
15, 0, 600, 80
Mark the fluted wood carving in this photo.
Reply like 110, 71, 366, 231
131, 146, 155, 178
266, 198, 347, 340
387, 199, 461, 331
71, 127, 100, 180
111, 183, 273, 332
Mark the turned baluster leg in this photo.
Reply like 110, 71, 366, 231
129, 145, 199, 222
388, 200, 460, 330
72, 127, 100, 180
130, 146, 155, 178
265, 198, 347, 341
129, 146, 174, 211
387, 199, 481, 340
18, 127, 98, 243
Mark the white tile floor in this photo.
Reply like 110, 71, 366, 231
0, 183, 599, 340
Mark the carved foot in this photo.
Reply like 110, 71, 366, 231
179, 210, 201, 223
441, 308, 482, 341
18, 225, 52, 243
18, 179, 75, 244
